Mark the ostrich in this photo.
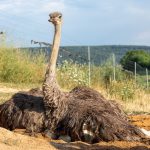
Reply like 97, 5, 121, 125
0, 12, 149, 144
0, 88, 46, 134
42, 12, 149, 144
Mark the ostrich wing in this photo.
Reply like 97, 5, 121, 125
0, 88, 45, 133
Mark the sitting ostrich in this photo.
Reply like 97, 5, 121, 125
42, 12, 148, 143
0, 88, 46, 134
0, 12, 149, 144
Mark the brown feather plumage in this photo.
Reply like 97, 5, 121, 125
0, 88, 46, 133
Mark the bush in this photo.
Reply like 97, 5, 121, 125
0, 47, 45, 83
107, 81, 136, 101
120, 50, 150, 71
57, 60, 88, 89
98, 56, 133, 88
0, 46, 148, 103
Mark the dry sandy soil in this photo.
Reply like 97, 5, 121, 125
0, 115, 149, 150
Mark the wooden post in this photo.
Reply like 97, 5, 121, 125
0, 31, 5, 46
146, 68, 149, 88
88, 46, 91, 87
113, 53, 116, 81
134, 62, 137, 83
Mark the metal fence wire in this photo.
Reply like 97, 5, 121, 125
29, 42, 150, 89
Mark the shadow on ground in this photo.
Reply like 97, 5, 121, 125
50, 141, 150, 150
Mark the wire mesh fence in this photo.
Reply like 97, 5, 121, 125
27, 42, 150, 90
1, 40, 149, 101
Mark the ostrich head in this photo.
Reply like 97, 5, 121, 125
48, 12, 62, 25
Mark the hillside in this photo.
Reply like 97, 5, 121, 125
24, 45, 150, 65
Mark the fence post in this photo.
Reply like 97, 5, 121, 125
112, 53, 116, 81
0, 32, 6, 46
146, 68, 149, 88
88, 46, 91, 86
134, 62, 137, 83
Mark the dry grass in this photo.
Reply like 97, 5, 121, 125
124, 92, 150, 114
0, 82, 41, 104
0, 82, 149, 114
94, 86, 150, 114
0, 47, 45, 84
0, 92, 12, 104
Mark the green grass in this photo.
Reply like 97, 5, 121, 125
0, 47, 45, 84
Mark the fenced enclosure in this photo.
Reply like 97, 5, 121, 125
0, 43, 150, 102
27, 43, 150, 91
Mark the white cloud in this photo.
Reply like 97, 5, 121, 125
126, 4, 149, 17
136, 31, 150, 41
0, 3, 11, 10
0, 0, 32, 14
41, 0, 65, 13
1, 0, 150, 46
0, 0, 66, 15
130, 31, 150, 45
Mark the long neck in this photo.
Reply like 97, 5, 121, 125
48, 24, 61, 76
43, 23, 62, 107
43, 23, 61, 90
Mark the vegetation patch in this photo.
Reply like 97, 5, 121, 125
0, 47, 45, 83
0, 46, 149, 113
120, 50, 150, 71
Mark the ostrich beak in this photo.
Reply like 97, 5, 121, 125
48, 19, 52, 22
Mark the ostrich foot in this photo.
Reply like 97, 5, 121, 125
43, 130, 59, 139
43, 130, 71, 142
29, 132, 36, 137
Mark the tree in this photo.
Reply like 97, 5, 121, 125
120, 50, 150, 71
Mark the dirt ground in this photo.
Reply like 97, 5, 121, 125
129, 115, 150, 130
0, 115, 149, 150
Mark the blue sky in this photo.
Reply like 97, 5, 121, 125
0, 0, 150, 47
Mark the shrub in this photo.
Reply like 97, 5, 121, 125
0, 46, 148, 103
0, 47, 45, 83
98, 56, 133, 88
120, 50, 150, 71
107, 81, 136, 101
57, 60, 88, 89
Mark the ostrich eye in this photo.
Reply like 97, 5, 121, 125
58, 15, 62, 19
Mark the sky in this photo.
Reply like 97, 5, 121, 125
0, 0, 150, 47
